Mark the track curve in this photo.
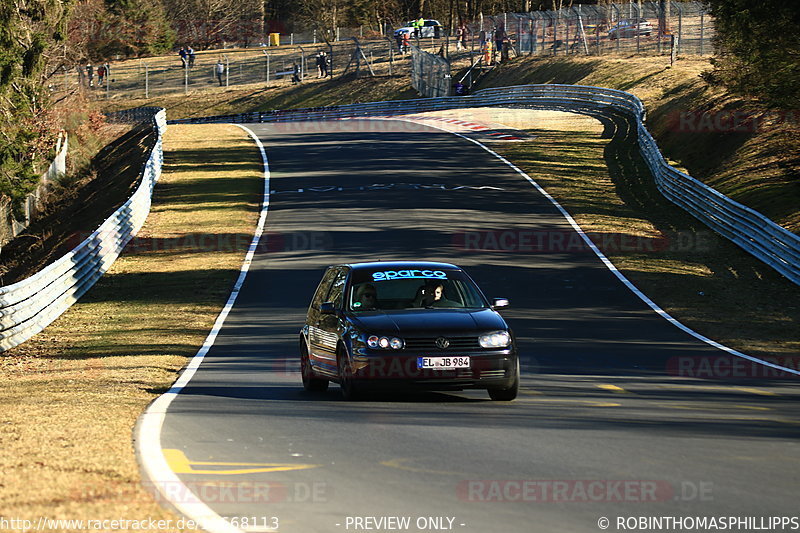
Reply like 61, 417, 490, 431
143, 118, 800, 533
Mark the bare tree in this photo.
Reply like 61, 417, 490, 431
164, 0, 263, 48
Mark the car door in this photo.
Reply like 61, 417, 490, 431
321, 268, 350, 371
307, 267, 340, 376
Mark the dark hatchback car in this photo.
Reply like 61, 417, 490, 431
300, 262, 519, 400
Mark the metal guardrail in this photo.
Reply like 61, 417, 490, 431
0, 108, 167, 352
170, 84, 800, 285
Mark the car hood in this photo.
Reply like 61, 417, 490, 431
349, 308, 508, 335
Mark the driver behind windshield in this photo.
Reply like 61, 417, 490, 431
418, 282, 459, 308
353, 283, 378, 310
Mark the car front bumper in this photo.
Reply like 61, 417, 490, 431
350, 350, 517, 391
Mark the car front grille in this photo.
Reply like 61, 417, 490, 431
477, 369, 507, 379
403, 336, 480, 351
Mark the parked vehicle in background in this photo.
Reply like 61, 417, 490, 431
393, 19, 444, 39
608, 19, 653, 39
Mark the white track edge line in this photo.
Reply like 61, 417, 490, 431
135, 124, 271, 533
363, 116, 799, 377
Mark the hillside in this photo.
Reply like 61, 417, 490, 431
477, 55, 799, 234
104, 52, 799, 234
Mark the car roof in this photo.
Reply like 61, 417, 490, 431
338, 261, 461, 271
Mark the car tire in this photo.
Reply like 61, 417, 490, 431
488, 358, 519, 401
301, 343, 329, 392
337, 346, 361, 400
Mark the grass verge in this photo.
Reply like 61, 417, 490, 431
0, 124, 263, 530
479, 55, 800, 233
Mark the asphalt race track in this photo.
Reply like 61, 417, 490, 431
157, 119, 800, 533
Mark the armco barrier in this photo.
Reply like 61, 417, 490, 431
0, 108, 166, 352
170, 85, 800, 285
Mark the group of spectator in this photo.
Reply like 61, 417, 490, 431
178, 46, 196, 68
81, 62, 111, 88
392, 20, 511, 63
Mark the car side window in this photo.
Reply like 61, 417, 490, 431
311, 268, 338, 310
327, 269, 348, 309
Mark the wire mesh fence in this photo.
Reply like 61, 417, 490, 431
50, 1, 712, 101
51, 40, 412, 98
411, 45, 452, 98
475, 1, 713, 58
0, 133, 68, 251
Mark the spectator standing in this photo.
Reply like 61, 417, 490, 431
215, 60, 225, 86
187, 46, 196, 67
291, 62, 301, 84
320, 51, 329, 77
495, 24, 506, 62
86, 63, 94, 87
178, 47, 187, 67
315, 52, 324, 77
483, 39, 493, 65
401, 32, 411, 54
97, 64, 106, 86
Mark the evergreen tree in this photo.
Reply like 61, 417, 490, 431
0, 0, 72, 207
705, 0, 800, 107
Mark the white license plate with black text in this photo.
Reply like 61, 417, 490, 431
417, 356, 471, 370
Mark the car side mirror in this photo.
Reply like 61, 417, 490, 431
492, 298, 510, 309
320, 302, 336, 315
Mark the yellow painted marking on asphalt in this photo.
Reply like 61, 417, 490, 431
597, 384, 630, 393
520, 388, 543, 395
733, 387, 776, 396
380, 458, 464, 476
163, 449, 320, 475
520, 398, 621, 407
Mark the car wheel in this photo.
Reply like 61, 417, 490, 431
488, 358, 519, 401
301, 343, 329, 392
337, 346, 360, 400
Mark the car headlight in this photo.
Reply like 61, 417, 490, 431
367, 335, 404, 350
479, 331, 511, 348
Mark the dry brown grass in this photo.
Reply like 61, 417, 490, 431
0, 124, 262, 531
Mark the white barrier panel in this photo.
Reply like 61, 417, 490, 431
0, 108, 167, 352
169, 85, 800, 285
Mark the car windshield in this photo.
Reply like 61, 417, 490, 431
348, 268, 487, 311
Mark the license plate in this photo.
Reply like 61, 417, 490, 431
417, 356, 471, 370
